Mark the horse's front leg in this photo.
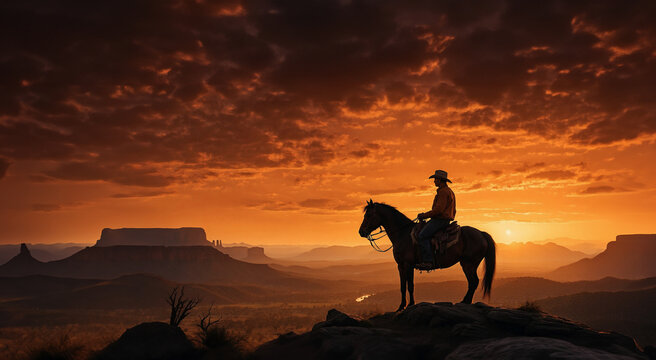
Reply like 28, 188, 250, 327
407, 263, 415, 307
396, 263, 406, 312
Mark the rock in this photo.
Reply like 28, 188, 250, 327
525, 315, 581, 337
320, 338, 354, 358
446, 336, 640, 360
312, 309, 363, 330
395, 302, 441, 326
354, 338, 426, 360
94, 322, 197, 360
451, 322, 491, 339
473, 301, 493, 310
397, 302, 483, 327
644, 345, 656, 359
252, 303, 650, 360
486, 308, 536, 332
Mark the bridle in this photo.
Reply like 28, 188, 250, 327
366, 217, 419, 252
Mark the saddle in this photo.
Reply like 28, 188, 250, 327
411, 221, 461, 269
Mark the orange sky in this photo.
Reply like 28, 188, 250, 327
1, 0, 655, 249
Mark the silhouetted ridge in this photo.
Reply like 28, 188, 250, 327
0, 245, 318, 288
0, 243, 44, 271
550, 234, 656, 281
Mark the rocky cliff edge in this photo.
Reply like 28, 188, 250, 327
252, 302, 653, 360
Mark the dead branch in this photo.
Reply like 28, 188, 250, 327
197, 303, 221, 334
167, 286, 200, 327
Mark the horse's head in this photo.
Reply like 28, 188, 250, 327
359, 199, 382, 238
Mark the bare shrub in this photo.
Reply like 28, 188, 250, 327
196, 305, 244, 356
517, 300, 542, 313
27, 333, 84, 360
167, 286, 200, 327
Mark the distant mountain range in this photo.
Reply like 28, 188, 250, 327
549, 234, 656, 281
288, 245, 381, 262
0, 244, 317, 288
496, 241, 589, 270
281, 241, 590, 273
0, 243, 89, 264
532, 237, 605, 255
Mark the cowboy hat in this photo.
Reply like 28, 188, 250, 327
428, 169, 452, 183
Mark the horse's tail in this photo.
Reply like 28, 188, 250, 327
481, 231, 496, 298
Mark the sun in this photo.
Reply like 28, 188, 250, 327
505, 229, 512, 236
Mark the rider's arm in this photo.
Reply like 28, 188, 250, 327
422, 190, 447, 219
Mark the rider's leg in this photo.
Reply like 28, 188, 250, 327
418, 219, 440, 263
418, 218, 451, 264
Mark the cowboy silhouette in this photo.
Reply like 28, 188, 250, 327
416, 170, 456, 270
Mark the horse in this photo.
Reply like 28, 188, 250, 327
358, 200, 496, 311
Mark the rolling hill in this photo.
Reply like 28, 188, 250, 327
536, 287, 656, 346
0, 274, 272, 310
287, 245, 381, 262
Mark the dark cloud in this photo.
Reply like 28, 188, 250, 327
526, 170, 576, 180
2, 0, 655, 189
429, 83, 470, 109
571, 109, 656, 144
385, 81, 415, 105
46, 162, 173, 187
297, 198, 361, 211
349, 149, 370, 158
306, 141, 335, 165
31, 203, 62, 212
579, 185, 615, 194
515, 162, 547, 172
369, 186, 418, 195
457, 108, 496, 128
31, 201, 85, 212
251, 200, 299, 212
0, 158, 9, 180
466, 183, 483, 191
437, 0, 656, 143
250, 197, 360, 212
297, 198, 331, 208
111, 190, 174, 198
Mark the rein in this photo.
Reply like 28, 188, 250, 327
367, 218, 419, 252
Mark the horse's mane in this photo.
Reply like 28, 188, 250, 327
364, 202, 413, 224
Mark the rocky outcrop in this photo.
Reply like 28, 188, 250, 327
95, 227, 211, 247
94, 322, 197, 360
0, 243, 87, 264
252, 303, 651, 359
0, 243, 46, 274
243, 247, 271, 263
550, 234, 656, 281
216, 244, 272, 263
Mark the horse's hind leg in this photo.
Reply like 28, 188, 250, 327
460, 260, 479, 304
396, 263, 407, 311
